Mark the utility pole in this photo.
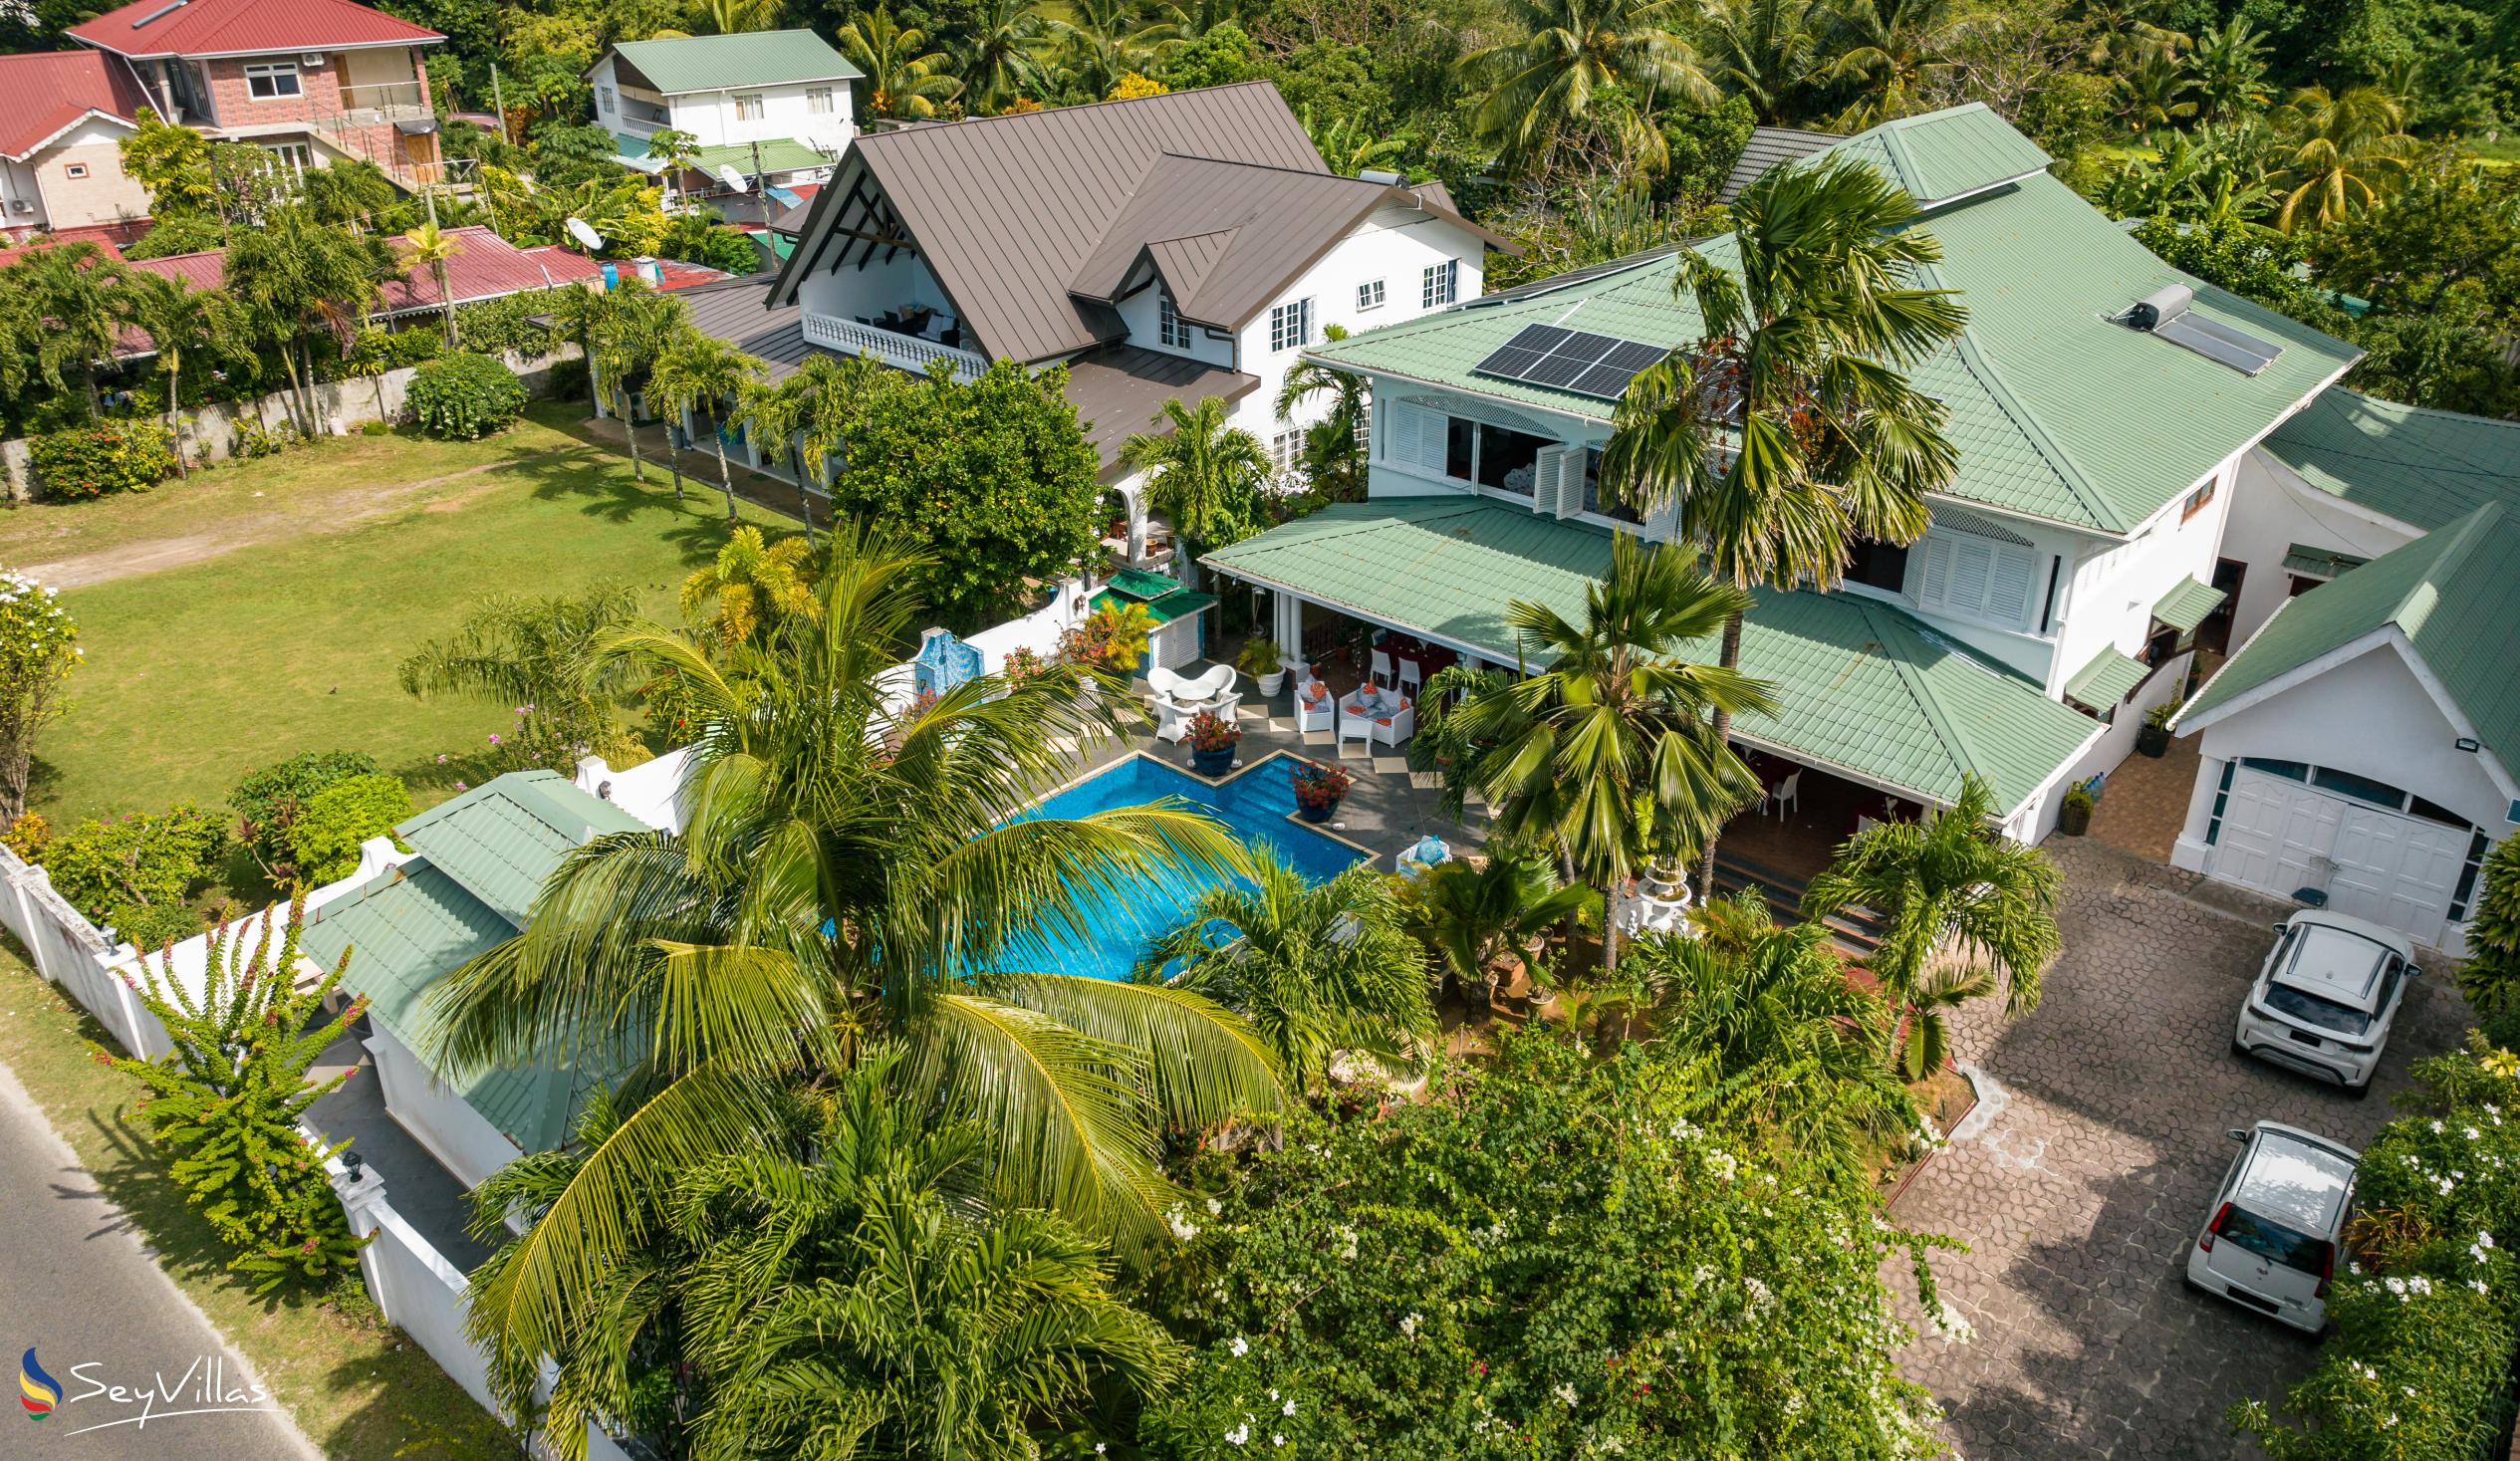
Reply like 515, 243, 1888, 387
490, 64, 509, 146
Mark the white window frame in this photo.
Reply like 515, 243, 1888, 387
598, 85, 616, 114
1157, 287, 1190, 350
1420, 259, 1457, 308
1357, 278, 1386, 312
806, 86, 835, 115
244, 61, 303, 101
1914, 527, 2042, 631
63, 162, 89, 179
265, 141, 312, 175
1268, 297, 1313, 353
1270, 427, 1305, 481
733, 93, 766, 122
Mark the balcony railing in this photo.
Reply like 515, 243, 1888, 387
802, 312, 986, 382
334, 81, 431, 122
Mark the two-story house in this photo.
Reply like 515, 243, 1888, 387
68, 0, 446, 191
591, 32, 858, 224
753, 82, 1507, 561
1202, 105, 2362, 855
0, 51, 155, 243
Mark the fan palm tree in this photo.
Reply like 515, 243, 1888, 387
838, 6, 964, 120
1399, 845, 1590, 1020
679, 525, 820, 648
1633, 887, 1916, 1169
1147, 856, 1432, 1091
1802, 773, 2061, 1080
1275, 323, 1369, 500
426, 525, 1283, 1407
1460, 0, 1712, 166
956, 0, 1055, 114
647, 331, 761, 520
399, 219, 464, 350
1820, 0, 1965, 128
10, 242, 130, 421
2273, 85, 2411, 232
1122, 393, 1269, 589
1700, 0, 1824, 123
397, 584, 646, 764
2187, 16, 2270, 122
1599, 154, 1964, 898
117, 271, 253, 477
1439, 534, 1775, 975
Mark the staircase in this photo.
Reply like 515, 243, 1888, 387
1707, 848, 1887, 962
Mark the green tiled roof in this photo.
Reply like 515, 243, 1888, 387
2151, 576, 2226, 634
2181, 502, 2520, 763
1309, 106, 2359, 536
1092, 585, 1214, 626
395, 771, 650, 938
1202, 498, 2100, 812
2064, 647, 2148, 709
2262, 387, 2520, 532
612, 30, 860, 93
2282, 543, 2369, 579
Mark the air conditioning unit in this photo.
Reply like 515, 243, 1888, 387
301, 51, 326, 67
9, 199, 29, 214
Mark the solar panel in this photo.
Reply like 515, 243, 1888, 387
1473, 324, 1671, 400
1478, 346, 1546, 378
1601, 341, 1666, 373
1572, 363, 1644, 398
1512, 325, 1574, 354
1557, 332, 1621, 365
1524, 353, 1598, 387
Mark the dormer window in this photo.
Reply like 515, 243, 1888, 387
1158, 287, 1190, 350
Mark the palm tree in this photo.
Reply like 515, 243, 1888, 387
399, 219, 463, 350
647, 331, 761, 519
1460, 0, 1711, 167
679, 525, 821, 647
1633, 886, 1916, 1169
2187, 16, 2270, 122
1821, 0, 1965, 128
396, 584, 646, 764
2273, 85, 2411, 232
1700, 0, 1824, 123
1399, 845, 1589, 1020
1050, 0, 1169, 100
1301, 105, 1405, 177
689, 0, 776, 35
732, 368, 818, 537
837, 6, 963, 120
11, 242, 129, 421
2114, 47, 2196, 133
117, 271, 253, 477
224, 205, 392, 434
1802, 773, 2061, 1080
1440, 534, 1775, 975
1122, 394, 1269, 590
588, 290, 687, 492
424, 525, 1282, 1401
1599, 154, 1964, 898
1148, 856, 1431, 1091
1275, 323, 1369, 501
955, 0, 1054, 114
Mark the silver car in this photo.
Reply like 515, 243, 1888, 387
2185, 1121, 2358, 1334
2233, 909, 2419, 1095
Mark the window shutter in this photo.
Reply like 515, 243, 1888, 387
1987, 547, 2036, 623
1917, 535, 1952, 608
1532, 445, 1569, 516
1948, 540, 1994, 611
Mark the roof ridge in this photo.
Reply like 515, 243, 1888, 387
2391, 500, 2502, 634
859, 81, 1284, 145
1856, 598, 1981, 795
1150, 150, 1346, 183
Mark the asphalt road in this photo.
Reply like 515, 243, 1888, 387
0, 1057, 321, 1460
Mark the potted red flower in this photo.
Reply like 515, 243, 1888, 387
1290, 758, 1352, 823
1186, 709, 1240, 775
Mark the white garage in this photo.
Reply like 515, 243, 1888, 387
2199, 759, 2484, 946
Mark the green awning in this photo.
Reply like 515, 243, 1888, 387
1105, 568, 1183, 601
1091, 584, 1215, 627
2064, 647, 2148, 709
2281, 543, 2370, 581
2152, 576, 2227, 634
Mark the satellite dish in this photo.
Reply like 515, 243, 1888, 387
715, 163, 750, 193
564, 216, 604, 251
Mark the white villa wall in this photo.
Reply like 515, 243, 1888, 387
2219, 447, 2422, 642
2049, 452, 2238, 695
0, 154, 48, 233
1112, 284, 1239, 372
366, 1027, 525, 1191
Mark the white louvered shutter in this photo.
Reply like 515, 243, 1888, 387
1529, 446, 1562, 516
1388, 402, 1444, 473
1986, 547, 2037, 624
1916, 535, 1953, 609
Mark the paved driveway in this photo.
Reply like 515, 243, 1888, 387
1893, 840, 2474, 1460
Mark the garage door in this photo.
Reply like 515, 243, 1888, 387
2208, 763, 2476, 944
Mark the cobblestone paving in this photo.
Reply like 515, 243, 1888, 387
1893, 840, 2474, 1461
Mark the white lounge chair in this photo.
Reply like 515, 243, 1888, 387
1293, 678, 1336, 734
1150, 662, 1242, 742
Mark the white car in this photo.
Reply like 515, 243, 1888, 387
2186, 1121, 2358, 1334
2232, 909, 2419, 1095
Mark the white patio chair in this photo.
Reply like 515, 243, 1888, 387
1178, 663, 1238, 701
1370, 648, 1393, 686
1151, 689, 1193, 743
1395, 656, 1422, 694
1368, 695, 1415, 746
1293, 679, 1336, 734
1767, 769, 1801, 821
1146, 665, 1189, 699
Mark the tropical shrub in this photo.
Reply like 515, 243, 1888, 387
453, 292, 563, 358
406, 350, 529, 438
230, 749, 381, 882
229, 415, 301, 460
2455, 837, 2520, 1035
2, 810, 48, 859
29, 419, 177, 500
39, 803, 227, 950
1140, 1031, 1951, 1458
96, 897, 369, 1294
0, 570, 79, 819
282, 773, 411, 886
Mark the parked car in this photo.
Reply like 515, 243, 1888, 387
2186, 1121, 2358, 1334
2232, 909, 2419, 1095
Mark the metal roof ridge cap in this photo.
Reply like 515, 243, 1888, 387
1924, 257, 2123, 533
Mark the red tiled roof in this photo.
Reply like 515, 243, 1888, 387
652, 258, 731, 291
0, 236, 126, 272
0, 51, 147, 159
70, 0, 441, 59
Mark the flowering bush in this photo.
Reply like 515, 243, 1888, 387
1290, 758, 1351, 811
28, 419, 176, 501
1135, 1031, 1950, 1459
0, 571, 77, 819
1185, 709, 1240, 754
406, 351, 529, 439
2236, 1037, 2520, 1458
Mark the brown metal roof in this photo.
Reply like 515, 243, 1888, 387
1719, 125, 1845, 203
772, 83, 1328, 363
1058, 344, 1260, 480
675, 274, 813, 380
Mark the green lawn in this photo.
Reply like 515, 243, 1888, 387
0, 942, 514, 1457
34, 404, 792, 823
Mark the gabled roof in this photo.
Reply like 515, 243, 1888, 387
1308, 105, 2361, 536
1718, 124, 1843, 204
1200, 497, 2100, 813
70, 0, 441, 59
2261, 387, 2520, 532
0, 51, 147, 160
770, 84, 1333, 363
2179, 502, 2520, 766
604, 30, 860, 94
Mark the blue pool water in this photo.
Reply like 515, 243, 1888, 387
1001, 754, 1366, 981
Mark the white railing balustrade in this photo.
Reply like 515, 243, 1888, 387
801, 312, 987, 382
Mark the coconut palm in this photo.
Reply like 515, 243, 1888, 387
647, 331, 761, 520
838, 6, 964, 120
1802, 773, 2061, 1080
1399, 845, 1590, 1020
1820, 0, 1965, 128
2187, 16, 2270, 122
426, 525, 1282, 1416
1599, 153, 1964, 898
1441, 534, 1775, 975
1147, 856, 1431, 1091
2273, 85, 2411, 232
1122, 393, 1269, 589
224, 204, 392, 434
2114, 47, 2196, 132
117, 271, 254, 477
9, 242, 130, 421
1275, 322, 1369, 500
1700, 0, 1824, 123
399, 219, 463, 350
1633, 887, 1916, 1168
1301, 106, 1406, 178
397, 584, 646, 764
1049, 0, 1169, 100
1460, 0, 1712, 166
732, 368, 820, 537
689, 0, 776, 35
679, 525, 820, 648
955, 0, 1055, 114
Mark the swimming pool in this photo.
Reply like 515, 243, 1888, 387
1001, 753, 1367, 981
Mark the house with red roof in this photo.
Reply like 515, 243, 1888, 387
0, 51, 155, 242
66, 0, 446, 194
